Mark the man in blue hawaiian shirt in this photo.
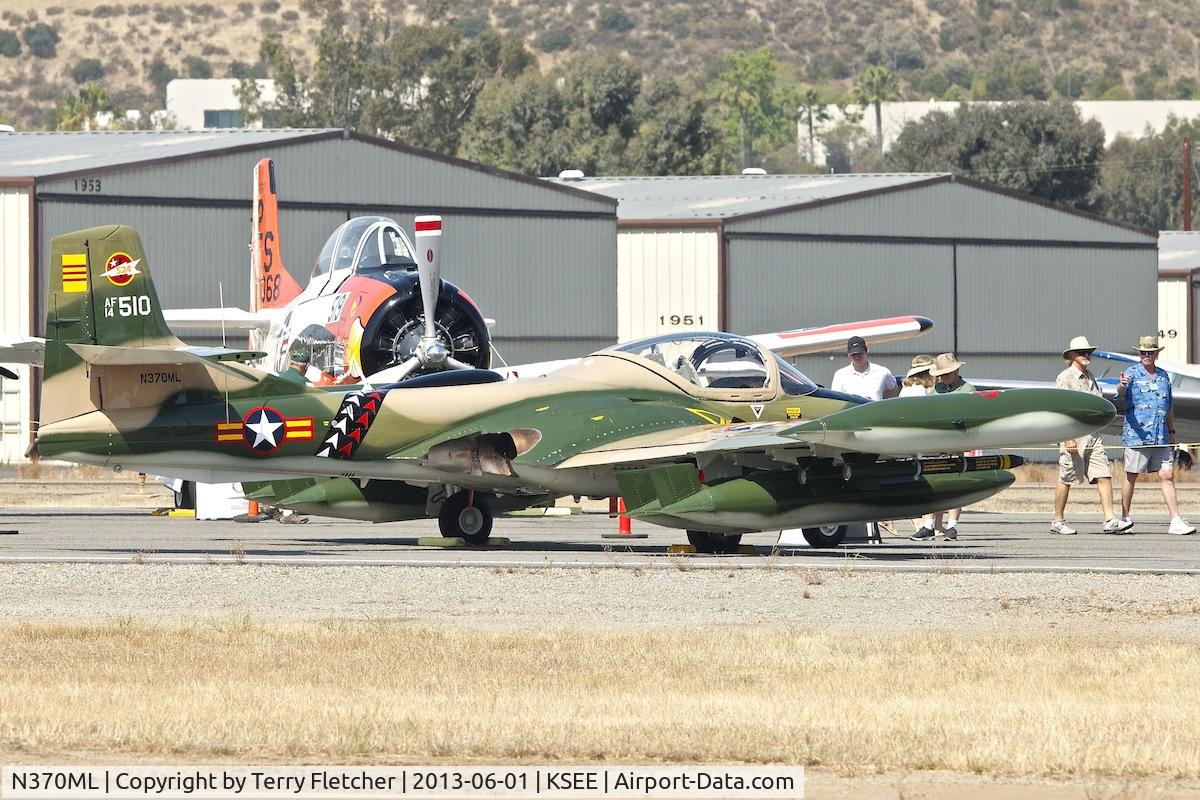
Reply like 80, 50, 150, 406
1117, 335, 1195, 534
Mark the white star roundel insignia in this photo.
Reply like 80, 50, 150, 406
243, 407, 285, 453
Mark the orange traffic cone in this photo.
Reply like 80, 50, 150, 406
603, 497, 648, 539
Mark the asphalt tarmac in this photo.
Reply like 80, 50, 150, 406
0, 508, 1198, 573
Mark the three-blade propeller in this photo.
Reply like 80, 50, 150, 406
378, 216, 474, 381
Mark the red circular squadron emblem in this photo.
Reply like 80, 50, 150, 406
103, 251, 139, 287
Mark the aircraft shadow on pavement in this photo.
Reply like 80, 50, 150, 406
93, 546, 342, 558
297, 536, 677, 554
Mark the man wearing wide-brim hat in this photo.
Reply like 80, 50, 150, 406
929, 352, 972, 393
1050, 336, 1129, 535
1117, 335, 1195, 535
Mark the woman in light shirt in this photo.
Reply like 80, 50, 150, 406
898, 354, 935, 397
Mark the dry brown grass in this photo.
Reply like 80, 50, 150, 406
11, 462, 115, 480
0, 622, 1197, 777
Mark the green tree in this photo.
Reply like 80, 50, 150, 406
183, 55, 213, 79
145, 56, 177, 106
22, 22, 60, 58
235, 77, 267, 126
597, 6, 634, 32
1097, 116, 1200, 230
56, 84, 113, 130
365, 27, 532, 154
625, 77, 720, 175
458, 71, 573, 175
797, 86, 831, 163
709, 47, 797, 170
70, 58, 104, 85
0, 30, 20, 58
852, 64, 900, 150
887, 100, 1105, 210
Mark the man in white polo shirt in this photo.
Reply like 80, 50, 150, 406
831, 336, 898, 401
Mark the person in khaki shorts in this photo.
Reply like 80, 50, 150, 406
1051, 336, 1131, 535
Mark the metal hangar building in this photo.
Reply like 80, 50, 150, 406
0, 129, 618, 462
550, 172, 1157, 386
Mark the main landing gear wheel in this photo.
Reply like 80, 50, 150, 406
686, 530, 743, 554
438, 490, 493, 545
801, 524, 847, 548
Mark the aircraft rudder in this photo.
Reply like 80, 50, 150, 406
252, 157, 302, 311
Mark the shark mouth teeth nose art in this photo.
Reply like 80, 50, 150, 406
317, 388, 391, 459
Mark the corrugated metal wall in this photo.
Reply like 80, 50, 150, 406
957, 245, 1154, 370
730, 180, 1151, 244
0, 186, 32, 463
617, 227, 719, 342
723, 182, 1157, 386
1158, 276, 1189, 363
726, 238, 957, 384
35, 137, 612, 215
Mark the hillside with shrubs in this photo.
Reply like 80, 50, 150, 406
3, 0, 1200, 131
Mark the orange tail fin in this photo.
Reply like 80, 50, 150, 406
252, 158, 303, 312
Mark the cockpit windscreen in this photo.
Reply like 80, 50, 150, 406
311, 216, 417, 281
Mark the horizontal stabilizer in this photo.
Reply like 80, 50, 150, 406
68, 343, 265, 373
163, 307, 275, 331
0, 335, 45, 365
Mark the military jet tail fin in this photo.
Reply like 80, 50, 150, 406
42, 225, 187, 423
40, 225, 308, 427
252, 158, 303, 312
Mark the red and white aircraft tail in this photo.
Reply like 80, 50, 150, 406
252, 158, 303, 312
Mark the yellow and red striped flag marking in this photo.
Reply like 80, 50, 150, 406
284, 417, 315, 441
215, 421, 243, 443
61, 253, 88, 293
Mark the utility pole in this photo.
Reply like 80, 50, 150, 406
1185, 138, 1192, 231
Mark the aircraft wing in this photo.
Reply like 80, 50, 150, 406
0, 335, 45, 376
162, 307, 275, 331
554, 389, 1112, 469
749, 315, 933, 358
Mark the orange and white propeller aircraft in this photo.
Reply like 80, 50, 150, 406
161, 159, 493, 385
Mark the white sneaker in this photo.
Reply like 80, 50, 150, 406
1168, 517, 1196, 535
1049, 520, 1077, 535
1102, 517, 1134, 534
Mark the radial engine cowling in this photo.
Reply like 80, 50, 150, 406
358, 273, 490, 378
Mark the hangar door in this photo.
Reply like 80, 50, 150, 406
0, 186, 31, 462
724, 238, 955, 382
617, 226, 720, 342
955, 244, 1154, 378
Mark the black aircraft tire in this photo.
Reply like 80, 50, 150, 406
801, 524, 847, 548
686, 530, 743, 554
438, 491, 493, 545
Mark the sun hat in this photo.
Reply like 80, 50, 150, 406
1062, 335, 1097, 360
929, 352, 965, 376
905, 354, 935, 378
1133, 335, 1162, 352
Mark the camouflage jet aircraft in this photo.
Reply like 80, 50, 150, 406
35, 225, 1115, 551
